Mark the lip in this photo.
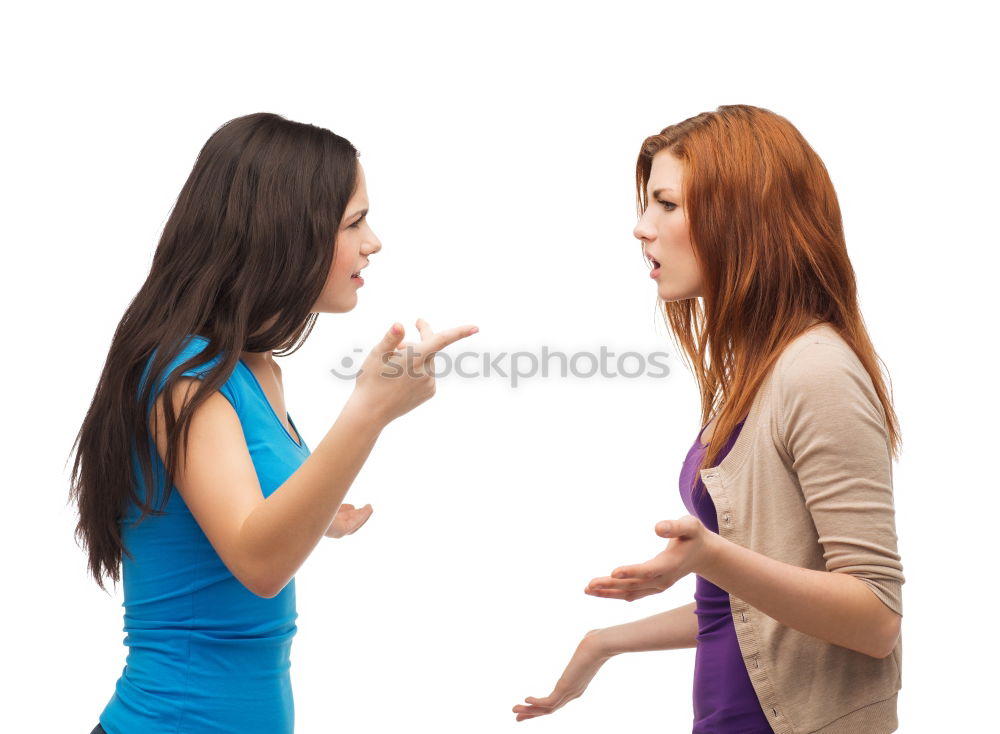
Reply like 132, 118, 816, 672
644, 250, 662, 271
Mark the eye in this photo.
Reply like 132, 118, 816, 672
348, 214, 366, 229
656, 199, 676, 211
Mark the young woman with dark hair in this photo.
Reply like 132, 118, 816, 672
69, 112, 477, 734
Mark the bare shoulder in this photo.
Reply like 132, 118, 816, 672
149, 377, 269, 596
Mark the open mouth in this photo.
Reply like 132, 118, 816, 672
645, 252, 662, 278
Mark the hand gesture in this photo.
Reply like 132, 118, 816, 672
349, 318, 478, 427
512, 630, 609, 721
323, 503, 373, 538
584, 515, 714, 602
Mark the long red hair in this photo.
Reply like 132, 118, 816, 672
636, 104, 900, 482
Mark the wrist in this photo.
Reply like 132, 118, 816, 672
694, 527, 726, 579
342, 391, 391, 431
581, 628, 618, 662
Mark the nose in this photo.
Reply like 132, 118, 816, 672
363, 231, 382, 256
633, 216, 654, 243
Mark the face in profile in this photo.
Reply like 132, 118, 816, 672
633, 150, 703, 302
312, 161, 383, 313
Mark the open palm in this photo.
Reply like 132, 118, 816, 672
324, 503, 373, 538
584, 515, 712, 601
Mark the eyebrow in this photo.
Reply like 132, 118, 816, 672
347, 208, 368, 221
649, 187, 678, 198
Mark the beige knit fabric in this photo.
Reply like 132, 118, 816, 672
698, 323, 904, 733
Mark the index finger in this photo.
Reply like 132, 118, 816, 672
612, 564, 653, 580
414, 324, 479, 361
586, 575, 617, 590
587, 571, 645, 592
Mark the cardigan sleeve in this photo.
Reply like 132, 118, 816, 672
776, 340, 905, 616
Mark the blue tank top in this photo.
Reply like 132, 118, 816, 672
99, 334, 311, 734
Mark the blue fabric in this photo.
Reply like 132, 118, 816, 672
99, 335, 311, 734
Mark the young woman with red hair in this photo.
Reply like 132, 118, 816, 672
514, 104, 904, 734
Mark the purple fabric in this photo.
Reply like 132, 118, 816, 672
679, 418, 774, 734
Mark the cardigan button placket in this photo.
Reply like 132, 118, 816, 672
685, 329, 902, 730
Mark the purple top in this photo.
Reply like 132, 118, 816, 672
679, 418, 774, 734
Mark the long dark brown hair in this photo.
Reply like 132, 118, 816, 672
67, 112, 359, 592
636, 104, 900, 488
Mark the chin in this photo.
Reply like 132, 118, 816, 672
657, 271, 703, 299
658, 286, 699, 303
333, 297, 358, 314
313, 297, 357, 314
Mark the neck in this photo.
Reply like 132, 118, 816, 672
241, 349, 274, 366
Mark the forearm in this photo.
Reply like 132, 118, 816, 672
240, 397, 384, 596
698, 534, 900, 658
594, 601, 699, 658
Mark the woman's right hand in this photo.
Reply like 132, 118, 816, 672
348, 318, 478, 427
512, 629, 612, 722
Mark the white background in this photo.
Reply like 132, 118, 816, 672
2, 1, 996, 731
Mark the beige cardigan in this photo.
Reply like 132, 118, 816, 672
698, 323, 904, 733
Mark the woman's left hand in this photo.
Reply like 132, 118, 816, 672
324, 503, 373, 538
584, 515, 716, 601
